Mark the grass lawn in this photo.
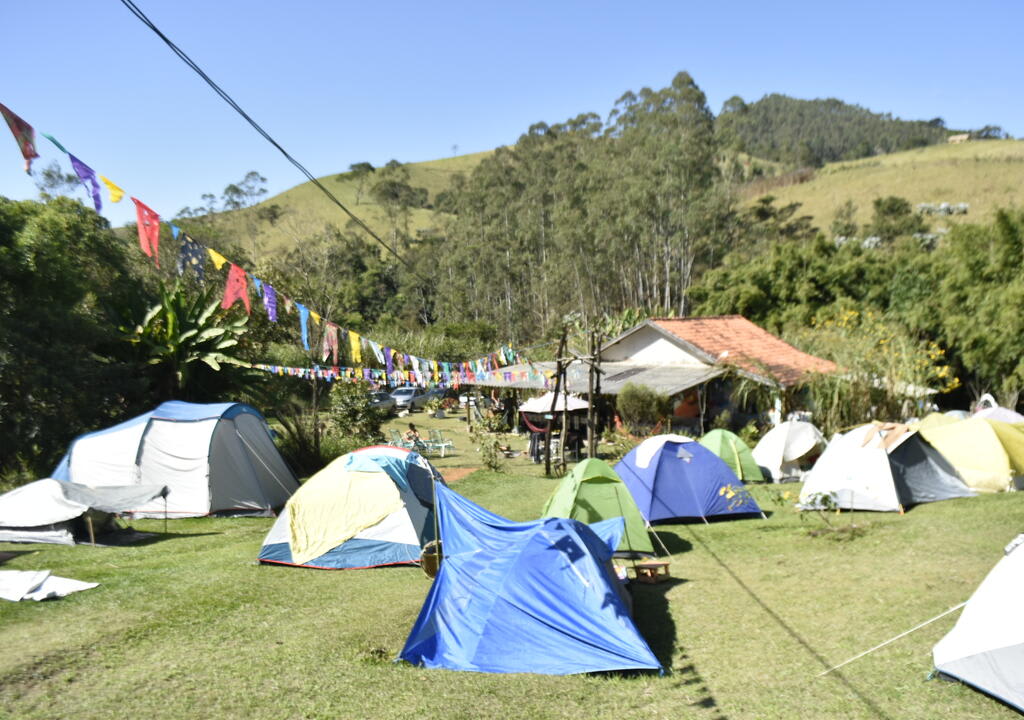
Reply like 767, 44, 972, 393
1, 437, 1021, 719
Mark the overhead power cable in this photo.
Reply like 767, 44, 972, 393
117, 0, 411, 268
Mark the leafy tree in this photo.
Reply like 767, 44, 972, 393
864, 196, 927, 243
933, 210, 1024, 405
830, 199, 859, 239
221, 170, 268, 211
345, 161, 375, 204
0, 196, 148, 478
33, 161, 80, 197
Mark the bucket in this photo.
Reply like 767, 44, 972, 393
420, 540, 443, 578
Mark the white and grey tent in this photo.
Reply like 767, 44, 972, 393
0, 478, 167, 545
933, 534, 1024, 712
52, 401, 297, 517
799, 423, 975, 512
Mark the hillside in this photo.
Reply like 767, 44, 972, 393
744, 139, 1024, 230
220, 150, 490, 257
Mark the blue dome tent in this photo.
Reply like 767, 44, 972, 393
615, 435, 763, 523
400, 483, 660, 675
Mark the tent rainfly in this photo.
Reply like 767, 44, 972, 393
752, 421, 826, 482
615, 435, 762, 522
919, 417, 1024, 493
52, 401, 297, 517
699, 429, 763, 483
933, 534, 1024, 712
400, 483, 660, 675
799, 424, 974, 512
541, 458, 654, 556
259, 446, 442, 570
0, 479, 168, 545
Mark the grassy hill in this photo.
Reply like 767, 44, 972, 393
222, 150, 490, 257
746, 139, 1024, 231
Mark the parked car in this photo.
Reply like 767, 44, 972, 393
391, 386, 430, 412
369, 391, 397, 415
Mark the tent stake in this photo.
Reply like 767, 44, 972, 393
817, 602, 966, 677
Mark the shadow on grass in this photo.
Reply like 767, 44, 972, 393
650, 530, 692, 555
684, 525, 894, 720
96, 530, 223, 547
0, 550, 35, 564
674, 644, 731, 720
631, 577, 687, 669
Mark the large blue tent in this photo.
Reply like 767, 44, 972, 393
615, 435, 762, 522
399, 484, 660, 675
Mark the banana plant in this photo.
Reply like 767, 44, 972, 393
122, 281, 250, 399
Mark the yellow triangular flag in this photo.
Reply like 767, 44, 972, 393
99, 175, 124, 203
309, 311, 321, 325
349, 330, 362, 364
207, 248, 228, 270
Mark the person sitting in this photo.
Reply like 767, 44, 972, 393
404, 423, 424, 447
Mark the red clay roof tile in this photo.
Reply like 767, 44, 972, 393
650, 315, 835, 387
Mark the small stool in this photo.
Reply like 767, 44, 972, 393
631, 560, 671, 584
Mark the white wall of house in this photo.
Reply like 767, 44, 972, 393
602, 325, 706, 365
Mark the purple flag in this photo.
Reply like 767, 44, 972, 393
68, 154, 102, 213
385, 347, 394, 377
262, 283, 277, 322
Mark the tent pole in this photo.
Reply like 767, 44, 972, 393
164, 495, 168, 535
85, 513, 95, 545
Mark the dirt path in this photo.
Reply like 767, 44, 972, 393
440, 467, 478, 484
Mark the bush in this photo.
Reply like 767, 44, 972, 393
616, 383, 671, 435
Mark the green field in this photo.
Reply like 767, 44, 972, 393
753, 139, 1024, 230
1, 426, 1019, 720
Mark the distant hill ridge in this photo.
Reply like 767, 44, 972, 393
219, 93, 1014, 255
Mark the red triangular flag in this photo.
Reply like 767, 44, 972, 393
0, 103, 39, 173
220, 264, 250, 314
130, 197, 161, 267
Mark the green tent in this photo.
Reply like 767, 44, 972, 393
699, 429, 763, 483
541, 458, 654, 556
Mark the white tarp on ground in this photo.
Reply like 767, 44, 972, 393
752, 420, 826, 482
0, 479, 168, 545
0, 570, 98, 602
519, 392, 590, 414
933, 534, 1024, 712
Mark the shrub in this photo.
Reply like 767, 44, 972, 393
616, 383, 671, 435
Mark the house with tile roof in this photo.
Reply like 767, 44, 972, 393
601, 316, 835, 388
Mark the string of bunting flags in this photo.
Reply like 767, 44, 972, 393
253, 363, 557, 389
0, 101, 529, 389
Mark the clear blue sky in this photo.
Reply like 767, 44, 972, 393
1, 0, 1020, 227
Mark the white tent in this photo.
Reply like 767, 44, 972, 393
752, 420, 825, 482
799, 424, 974, 512
0, 479, 167, 544
974, 406, 1024, 424
52, 401, 298, 518
519, 392, 589, 414
933, 534, 1024, 712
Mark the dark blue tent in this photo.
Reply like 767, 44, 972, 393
399, 484, 660, 675
615, 435, 762, 522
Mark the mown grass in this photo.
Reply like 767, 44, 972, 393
759, 139, 1024, 231
1, 464, 1020, 719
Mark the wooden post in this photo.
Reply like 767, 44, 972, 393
545, 328, 568, 477
586, 332, 595, 458
85, 513, 95, 545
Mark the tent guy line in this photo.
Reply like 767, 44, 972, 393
116, 0, 413, 271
